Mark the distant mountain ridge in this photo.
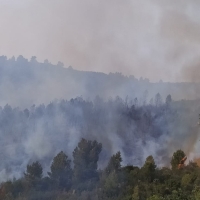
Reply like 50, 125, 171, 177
0, 55, 199, 108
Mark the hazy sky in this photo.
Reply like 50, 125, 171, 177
0, 0, 200, 82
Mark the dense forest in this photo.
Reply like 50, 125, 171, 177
0, 140, 200, 200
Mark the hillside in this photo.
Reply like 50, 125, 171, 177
0, 55, 200, 108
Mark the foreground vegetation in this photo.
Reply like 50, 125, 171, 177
0, 138, 200, 200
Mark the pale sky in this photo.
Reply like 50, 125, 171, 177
0, 0, 200, 82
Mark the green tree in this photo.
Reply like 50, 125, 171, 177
105, 151, 122, 175
24, 161, 43, 190
155, 93, 162, 107
181, 174, 193, 188
141, 155, 157, 182
24, 161, 43, 180
73, 138, 102, 185
170, 150, 186, 170
103, 172, 119, 198
147, 195, 164, 200
132, 185, 140, 200
165, 189, 189, 200
192, 186, 200, 200
165, 94, 172, 106
48, 151, 72, 190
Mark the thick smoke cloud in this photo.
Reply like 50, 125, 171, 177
0, 0, 200, 81
0, 97, 199, 182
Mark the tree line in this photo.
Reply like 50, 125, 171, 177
0, 55, 200, 107
0, 138, 200, 200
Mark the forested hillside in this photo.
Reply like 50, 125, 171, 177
0, 56, 200, 199
0, 55, 200, 108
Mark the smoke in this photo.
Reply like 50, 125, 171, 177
180, 59, 200, 82
0, 97, 199, 181
0, 0, 200, 181
0, 0, 200, 81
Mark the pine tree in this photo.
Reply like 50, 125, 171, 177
48, 151, 72, 190
73, 138, 102, 184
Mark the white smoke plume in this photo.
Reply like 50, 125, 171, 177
0, 0, 200, 81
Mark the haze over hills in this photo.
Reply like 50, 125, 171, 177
1, 1, 200, 83
0, 55, 200, 182
0, 55, 200, 108
1, 1, 200, 199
